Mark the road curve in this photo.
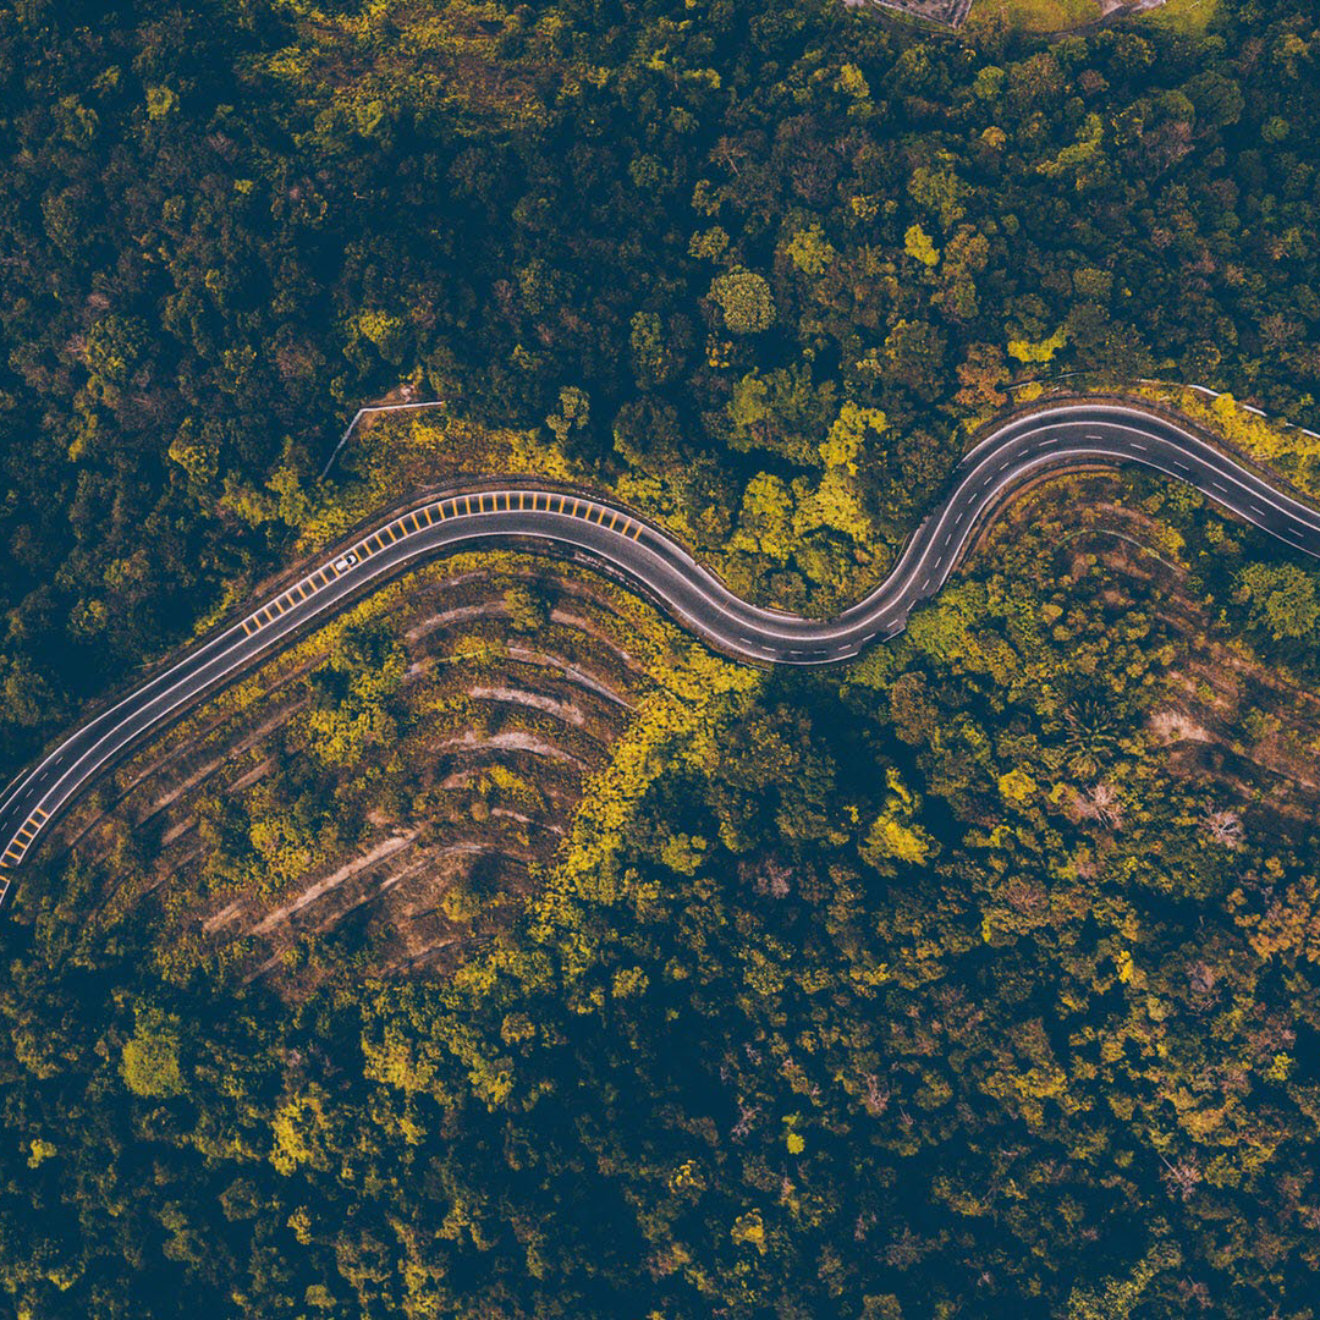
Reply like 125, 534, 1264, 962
3, 400, 1320, 892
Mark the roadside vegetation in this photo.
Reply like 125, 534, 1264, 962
963, 0, 1220, 38
966, 0, 1106, 36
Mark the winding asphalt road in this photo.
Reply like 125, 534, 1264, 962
3, 400, 1320, 896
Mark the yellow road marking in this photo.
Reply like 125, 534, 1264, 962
33, 808, 48, 823
606, 510, 619, 531
421, 505, 433, 527
630, 522, 643, 540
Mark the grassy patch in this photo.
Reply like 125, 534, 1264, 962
967, 0, 1222, 35
968, 0, 1102, 33
1142, 0, 1222, 37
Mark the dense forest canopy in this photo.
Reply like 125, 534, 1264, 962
5, 0, 1320, 1316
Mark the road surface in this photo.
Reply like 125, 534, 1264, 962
3, 401, 1319, 895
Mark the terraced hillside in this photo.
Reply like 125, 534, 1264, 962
30, 554, 681, 990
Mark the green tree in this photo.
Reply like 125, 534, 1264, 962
709, 268, 776, 334
120, 1008, 186, 1099
1234, 562, 1320, 639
